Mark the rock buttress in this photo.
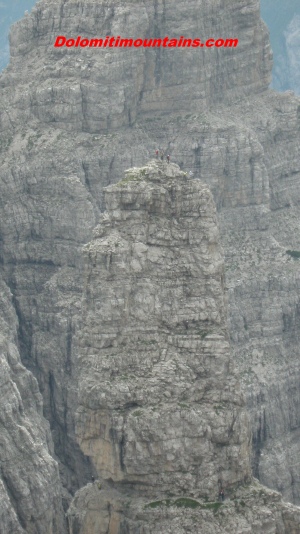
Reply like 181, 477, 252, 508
70, 162, 300, 533
76, 161, 251, 493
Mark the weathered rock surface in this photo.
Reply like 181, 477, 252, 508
67, 480, 300, 534
76, 161, 251, 498
68, 162, 300, 533
0, 0, 300, 530
0, 277, 65, 533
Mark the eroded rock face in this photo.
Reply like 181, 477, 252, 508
69, 163, 300, 533
0, 0, 300, 529
212, 92, 300, 504
0, 2, 273, 505
67, 481, 300, 534
0, 278, 65, 533
5, 0, 271, 132
76, 161, 251, 500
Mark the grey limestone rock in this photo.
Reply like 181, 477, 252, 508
0, 277, 65, 533
69, 162, 300, 533
67, 481, 300, 534
76, 161, 251, 498
0, 0, 300, 530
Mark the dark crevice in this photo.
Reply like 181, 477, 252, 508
120, 433, 126, 472
252, 408, 267, 478
82, 162, 91, 192
49, 371, 57, 425
65, 319, 72, 375
11, 293, 33, 367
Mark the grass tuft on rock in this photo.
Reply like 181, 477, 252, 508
173, 498, 201, 509
286, 250, 300, 259
145, 498, 223, 512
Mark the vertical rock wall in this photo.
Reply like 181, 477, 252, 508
69, 162, 300, 533
0, 278, 65, 533
0, 0, 299, 529
76, 161, 251, 499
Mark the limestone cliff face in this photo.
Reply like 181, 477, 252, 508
76, 161, 251, 498
0, 278, 65, 533
214, 92, 300, 503
0, 0, 300, 530
5, 0, 272, 132
68, 162, 300, 533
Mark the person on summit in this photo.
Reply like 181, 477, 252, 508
167, 154, 170, 163
155, 149, 159, 159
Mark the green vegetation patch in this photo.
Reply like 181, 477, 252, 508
145, 499, 172, 509
286, 250, 300, 259
117, 167, 149, 187
178, 402, 189, 409
140, 339, 157, 345
26, 132, 43, 150
173, 498, 201, 509
117, 175, 139, 186
131, 410, 143, 417
200, 331, 208, 339
0, 136, 12, 152
145, 498, 223, 512
214, 404, 225, 415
